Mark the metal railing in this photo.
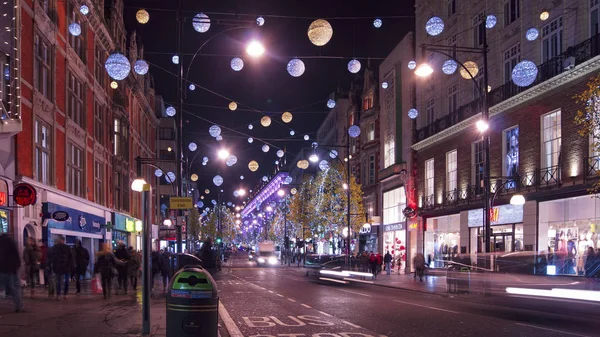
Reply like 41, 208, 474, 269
585, 156, 600, 180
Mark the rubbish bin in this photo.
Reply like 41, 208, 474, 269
166, 266, 219, 337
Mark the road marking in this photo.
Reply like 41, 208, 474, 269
218, 302, 244, 337
301, 304, 312, 308
276, 294, 284, 297
268, 290, 274, 293
393, 300, 459, 314
287, 298, 296, 302
336, 289, 371, 297
318, 310, 332, 317
342, 320, 361, 328
345, 278, 374, 284
516, 323, 592, 337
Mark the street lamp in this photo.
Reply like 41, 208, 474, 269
217, 149, 230, 160
309, 154, 319, 163
342, 183, 349, 190
476, 120, 489, 133
277, 189, 285, 197
414, 63, 434, 77
238, 189, 246, 197
246, 40, 265, 57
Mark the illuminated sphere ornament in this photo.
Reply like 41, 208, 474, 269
110, 81, 118, 89
68, 24, 82, 37
348, 125, 361, 138
319, 160, 330, 171
166, 106, 176, 117
540, 11, 550, 21
191, 174, 199, 182
209, 125, 221, 137
197, 201, 204, 208
425, 16, 444, 36
381, 82, 388, 89
262, 176, 268, 182
154, 169, 163, 177
307, 19, 333, 46
213, 175, 223, 187
276, 150, 284, 158
105, 53, 131, 80
290, 130, 295, 136
172, 55, 179, 64
373, 18, 382, 28
166, 172, 176, 183
297, 160, 309, 169
282, 112, 293, 123
486, 15, 497, 28
228, 102, 237, 111
327, 99, 336, 108
511, 60, 538, 87
202, 162, 207, 166
134, 60, 149, 75
284, 176, 293, 184
233, 190, 239, 197
275, 160, 279, 165
408, 108, 419, 119
192, 13, 211, 33
329, 150, 338, 158
188, 142, 197, 152
408, 60, 417, 70
248, 161, 259, 172
287, 59, 305, 77
291, 188, 297, 195
240, 175, 244, 180
211, 200, 217, 205
205, 189, 210, 194
226, 155, 238, 167
216, 135, 223, 141
262, 144, 270, 153
526, 28, 539, 41
248, 124, 253, 130
442, 59, 458, 75
248, 137, 253, 143
136, 9, 149, 24
459, 61, 479, 79
80, 5, 90, 15
203, 157, 208, 163
304, 135, 309, 141
260, 116, 271, 127
256, 16, 265, 26
189, 84, 195, 91
348, 59, 361, 74
231, 58, 244, 71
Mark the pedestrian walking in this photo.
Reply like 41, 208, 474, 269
50, 235, 73, 300
0, 233, 24, 312
369, 252, 377, 279
94, 243, 116, 300
384, 251, 392, 276
73, 240, 90, 294
127, 247, 140, 291
39, 240, 49, 287
151, 250, 160, 291
23, 237, 41, 298
114, 241, 129, 294
413, 253, 426, 282
376, 252, 383, 275
159, 249, 172, 290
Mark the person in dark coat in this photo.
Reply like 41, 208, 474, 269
114, 242, 130, 294
127, 247, 140, 291
0, 234, 24, 312
200, 238, 215, 270
39, 240, 49, 287
159, 249, 171, 290
73, 240, 90, 294
50, 235, 73, 300
151, 250, 160, 291
94, 243, 116, 299
384, 251, 393, 276
23, 237, 41, 298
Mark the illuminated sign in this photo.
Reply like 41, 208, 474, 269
490, 208, 499, 223
0, 191, 6, 206
13, 183, 37, 207
409, 223, 418, 230
468, 204, 523, 227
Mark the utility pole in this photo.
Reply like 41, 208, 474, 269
175, 0, 184, 254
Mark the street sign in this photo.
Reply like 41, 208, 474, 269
170, 197, 193, 209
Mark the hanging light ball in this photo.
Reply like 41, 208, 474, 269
291, 188, 298, 195
166, 106, 176, 117
262, 176, 268, 182
307, 19, 333, 46
262, 144, 270, 153
203, 157, 208, 163
202, 161, 207, 166
408, 108, 419, 119
205, 189, 210, 194
188, 142, 197, 151
526, 28, 539, 41
233, 190, 240, 197
166, 172, 176, 183
110, 81, 118, 89
197, 201, 204, 208
231, 58, 244, 71
226, 155, 238, 167
133, 60, 149, 75
408, 60, 417, 70
512, 60, 538, 87
191, 174, 199, 182
297, 160, 309, 169
192, 13, 211, 33
216, 135, 223, 141
261, 116, 271, 127
327, 99, 336, 108
381, 82, 388, 89
256, 16, 265, 26
248, 161, 259, 172
80, 5, 90, 15
486, 15, 497, 29
209, 125, 221, 137
442, 59, 458, 75
211, 200, 217, 205
290, 130, 295, 136
172, 55, 179, 64
304, 135, 309, 141
284, 176, 293, 184
229, 102, 238, 111
105, 53, 131, 80
348, 59, 362, 74
154, 169, 163, 177
281, 112, 293, 123
276, 150, 284, 158
287, 59, 305, 77
275, 160, 279, 165
459, 61, 479, 79
189, 84, 196, 91
240, 175, 244, 180
248, 124, 253, 130
319, 160, 330, 171
540, 11, 550, 21
136, 9, 150, 24
348, 125, 361, 138
213, 175, 223, 186
425, 16, 444, 36
373, 18, 382, 28
248, 137, 253, 143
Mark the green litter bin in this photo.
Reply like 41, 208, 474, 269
166, 266, 219, 337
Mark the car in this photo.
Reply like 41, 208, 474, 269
305, 254, 373, 284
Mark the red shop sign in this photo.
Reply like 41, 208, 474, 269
13, 183, 37, 207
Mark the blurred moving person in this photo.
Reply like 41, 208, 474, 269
414, 253, 426, 282
94, 243, 116, 300
384, 251, 393, 276
0, 234, 24, 312
50, 235, 73, 300
23, 237, 41, 298
73, 240, 90, 295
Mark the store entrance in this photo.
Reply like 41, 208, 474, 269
491, 233, 513, 252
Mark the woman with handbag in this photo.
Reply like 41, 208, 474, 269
23, 237, 41, 298
94, 243, 116, 300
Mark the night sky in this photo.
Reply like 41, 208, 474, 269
123, 0, 415, 203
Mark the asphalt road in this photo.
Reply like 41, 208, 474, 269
218, 253, 599, 337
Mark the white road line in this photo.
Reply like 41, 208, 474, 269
318, 310, 333, 317
301, 304, 312, 308
287, 298, 296, 302
336, 289, 371, 297
276, 294, 284, 297
268, 290, 274, 293
393, 300, 459, 314
218, 302, 244, 337
342, 321, 361, 329
516, 323, 592, 337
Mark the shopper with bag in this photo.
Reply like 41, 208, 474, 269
94, 243, 116, 300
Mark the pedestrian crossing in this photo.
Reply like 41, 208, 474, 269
216, 280, 245, 286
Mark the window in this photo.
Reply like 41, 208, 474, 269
94, 101, 103, 143
542, 110, 562, 169
35, 120, 51, 185
123, 173, 130, 212
94, 44, 105, 87
67, 72, 84, 127
0, 55, 8, 114
367, 123, 375, 141
448, 84, 458, 113
38, 0, 54, 19
114, 171, 121, 209
504, 43, 521, 84
446, 150, 457, 193
473, 71, 485, 100
473, 141, 485, 195
426, 98, 435, 125
384, 140, 395, 168
447, 0, 455, 17
94, 161, 103, 204
350, 137, 357, 154
504, 0, 520, 27
114, 118, 121, 156
472, 12, 485, 47
503, 127, 520, 177
592, 0, 600, 37
159, 127, 175, 140
67, 143, 84, 197
34, 34, 52, 100
369, 155, 375, 184
363, 94, 374, 111
542, 17, 563, 62
362, 163, 366, 185
383, 187, 406, 225
68, 8, 85, 62
425, 159, 434, 200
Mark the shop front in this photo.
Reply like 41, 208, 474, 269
112, 213, 138, 249
425, 214, 460, 268
358, 222, 378, 253
0, 178, 9, 233
382, 186, 409, 272
468, 204, 524, 253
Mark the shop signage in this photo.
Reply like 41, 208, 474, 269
92, 221, 101, 229
0, 179, 7, 207
78, 214, 87, 229
490, 208, 499, 222
383, 223, 404, 232
14, 183, 37, 207
51, 211, 69, 222
0, 191, 7, 207
468, 204, 523, 227
170, 197, 193, 209
409, 222, 418, 230
360, 223, 372, 234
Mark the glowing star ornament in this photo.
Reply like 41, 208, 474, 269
348, 59, 361, 74
226, 155, 238, 166
256, 16, 265, 26
192, 13, 211, 33
526, 28, 539, 41
373, 18, 382, 28
459, 61, 479, 79
327, 99, 336, 108
381, 82, 388, 89
105, 53, 131, 80
319, 160, 330, 171
262, 144, 270, 153
191, 174, 199, 182
425, 16, 444, 36
229, 102, 237, 111
231, 58, 244, 71
511, 60, 538, 87
408, 60, 417, 70
209, 125, 222, 137
248, 137, 253, 143
189, 84, 196, 91
408, 108, 418, 119
282, 112, 293, 123
154, 169, 163, 177
261, 116, 271, 127
172, 55, 179, 64
348, 125, 361, 138
486, 15, 497, 28
213, 175, 223, 186
166, 172, 176, 183
276, 150, 284, 158
136, 9, 149, 24
248, 161, 259, 172
80, 5, 90, 15
442, 59, 458, 75
166, 106, 176, 117
307, 19, 333, 46
287, 59, 305, 77
188, 142, 197, 152
134, 60, 149, 75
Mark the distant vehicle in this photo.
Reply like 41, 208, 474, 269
248, 250, 256, 261
255, 241, 278, 266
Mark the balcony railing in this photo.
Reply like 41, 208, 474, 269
585, 156, 600, 180
416, 33, 600, 143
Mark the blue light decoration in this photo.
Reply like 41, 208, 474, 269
256, 16, 265, 26
105, 53, 131, 80
329, 150, 338, 158
348, 125, 361, 138
216, 135, 223, 141
284, 176, 293, 184
227, 202, 232, 207
189, 84, 196, 91
381, 82, 388, 89
188, 142, 197, 151
248, 137, 253, 143
262, 176, 268, 182
276, 150, 284, 158
154, 169, 163, 177
69, 22, 81, 36
348, 59, 361, 73
327, 99, 336, 108
209, 125, 221, 137
442, 59, 458, 75
226, 155, 238, 166
408, 60, 417, 69
213, 175, 223, 186
262, 144, 270, 153
408, 108, 418, 119
192, 13, 211, 33
234, 190, 239, 197
203, 157, 208, 163
526, 28, 539, 41
287, 58, 305, 77
486, 15, 497, 29
3, 64, 9, 80
211, 200, 217, 205
511, 60, 538, 87
275, 160, 279, 165
231, 57, 244, 71
319, 160, 330, 171
202, 162, 207, 166
197, 201, 204, 208
373, 18, 382, 28
290, 130, 295, 136
79, 5, 90, 15
166, 172, 176, 183
425, 16, 444, 36
166, 106, 176, 117
134, 60, 149, 75
248, 124, 253, 130
304, 135, 309, 141
240, 176, 244, 180
172, 55, 179, 64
